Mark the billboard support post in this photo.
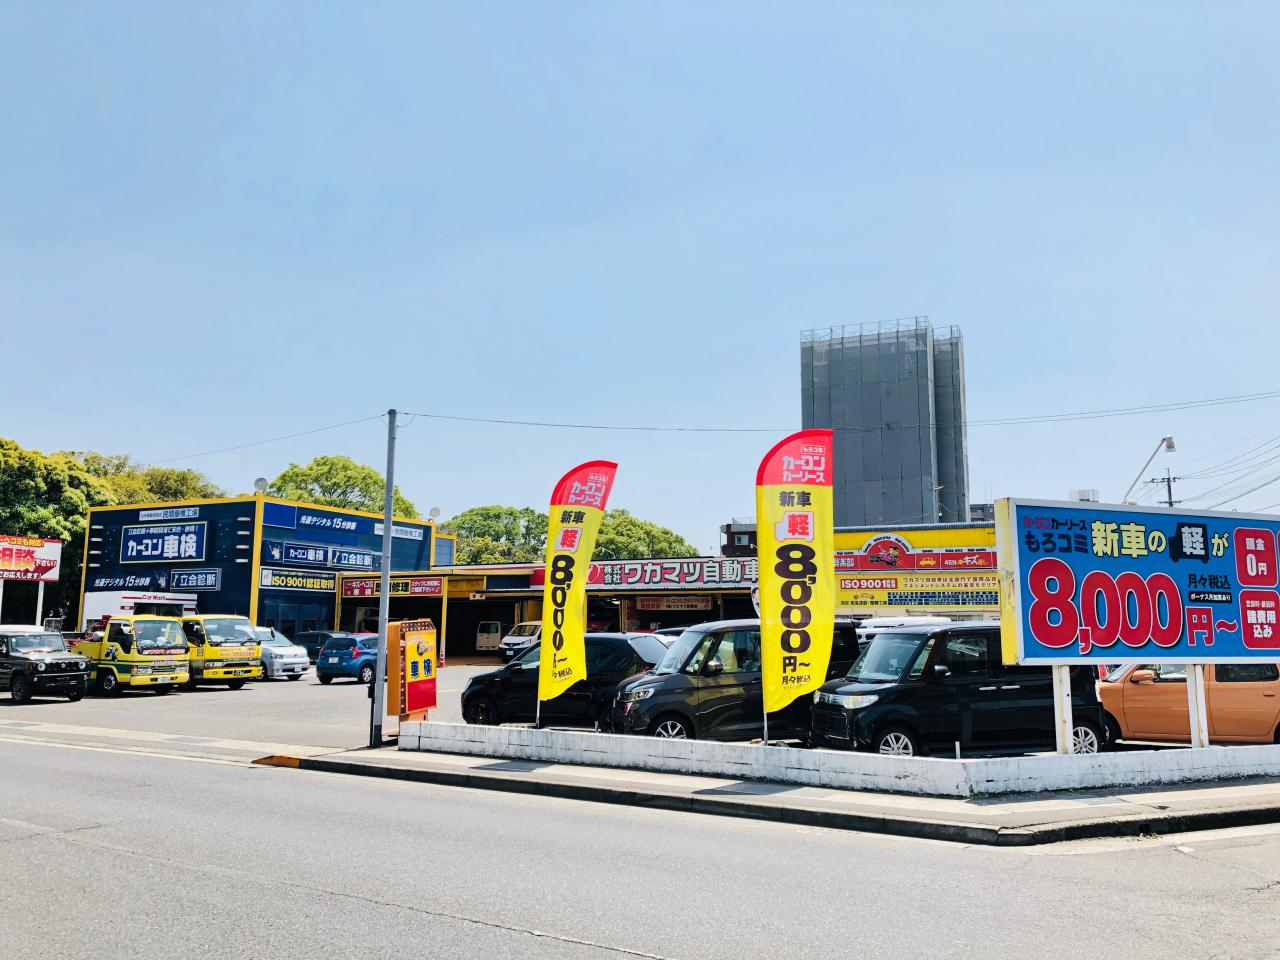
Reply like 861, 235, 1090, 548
370, 409, 397, 749
1052, 665, 1074, 754
36, 582, 44, 626
1187, 664, 1210, 748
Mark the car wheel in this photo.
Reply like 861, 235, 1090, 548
97, 670, 120, 697
67, 683, 85, 703
318, 675, 333, 685
226, 680, 246, 691
182, 676, 198, 690
152, 684, 174, 696
258, 669, 271, 682
651, 714, 692, 739
596, 704, 613, 733
1103, 713, 1122, 749
10, 674, 32, 704
287, 673, 302, 681
463, 696, 498, 725
1072, 720, 1102, 755
872, 726, 919, 757
358, 664, 375, 685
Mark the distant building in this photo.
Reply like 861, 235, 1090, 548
719, 518, 757, 558
969, 503, 995, 522
801, 318, 969, 527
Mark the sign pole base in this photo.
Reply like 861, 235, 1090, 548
1052, 665, 1074, 755
1187, 664, 1210, 748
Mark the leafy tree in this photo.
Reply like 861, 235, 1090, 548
596, 509, 699, 560
442, 505, 549, 564
68, 452, 224, 503
442, 505, 698, 564
0, 439, 116, 623
269, 455, 418, 517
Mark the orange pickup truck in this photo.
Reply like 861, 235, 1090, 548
1100, 663, 1280, 745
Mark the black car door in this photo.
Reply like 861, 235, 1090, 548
497, 648, 539, 724
985, 655, 1056, 749
694, 628, 763, 741
915, 631, 992, 753
544, 639, 609, 726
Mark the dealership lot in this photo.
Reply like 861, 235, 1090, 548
0, 661, 497, 748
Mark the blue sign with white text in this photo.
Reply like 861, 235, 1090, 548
172, 568, 222, 591
1001, 499, 1280, 664
330, 547, 378, 571
120, 522, 207, 564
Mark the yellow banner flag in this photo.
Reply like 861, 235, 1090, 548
756, 430, 836, 713
538, 460, 618, 702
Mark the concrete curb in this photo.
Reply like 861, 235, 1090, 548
252, 754, 1280, 846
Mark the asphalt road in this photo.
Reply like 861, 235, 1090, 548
3, 736, 1280, 960
0, 661, 496, 747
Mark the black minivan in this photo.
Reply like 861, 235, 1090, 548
612, 618, 864, 741
809, 621, 1105, 756
461, 632, 670, 729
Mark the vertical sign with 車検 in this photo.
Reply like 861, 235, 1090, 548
386, 619, 438, 721
538, 461, 618, 705
999, 498, 1280, 664
756, 430, 836, 714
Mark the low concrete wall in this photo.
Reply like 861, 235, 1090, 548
399, 721, 1280, 798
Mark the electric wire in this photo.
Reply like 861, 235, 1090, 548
144, 414, 386, 465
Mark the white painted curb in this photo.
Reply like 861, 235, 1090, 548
398, 721, 1280, 797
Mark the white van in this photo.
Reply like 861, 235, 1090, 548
497, 622, 541, 662
476, 621, 504, 653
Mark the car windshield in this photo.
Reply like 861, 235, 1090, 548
132, 620, 186, 650
203, 618, 258, 646
9, 633, 68, 653
257, 628, 289, 647
629, 634, 670, 666
846, 632, 932, 683
653, 629, 705, 675
509, 624, 539, 637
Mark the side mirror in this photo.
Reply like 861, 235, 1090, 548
704, 657, 724, 677
932, 664, 952, 680
1130, 669, 1156, 684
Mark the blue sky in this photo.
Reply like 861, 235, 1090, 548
2, 3, 1277, 551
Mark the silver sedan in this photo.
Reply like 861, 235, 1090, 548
256, 627, 310, 681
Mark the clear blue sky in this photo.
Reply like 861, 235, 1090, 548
2, 3, 1277, 551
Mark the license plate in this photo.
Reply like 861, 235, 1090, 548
328, 657, 338, 663
153, 675, 172, 683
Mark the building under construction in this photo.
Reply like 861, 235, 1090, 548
800, 318, 969, 527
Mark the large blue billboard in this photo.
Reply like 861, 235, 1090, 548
999, 499, 1280, 664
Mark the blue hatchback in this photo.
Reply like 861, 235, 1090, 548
316, 633, 379, 685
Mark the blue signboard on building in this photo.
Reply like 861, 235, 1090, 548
172, 568, 222, 591
330, 547, 378, 571
999, 499, 1280, 664
120, 522, 207, 564
261, 541, 330, 566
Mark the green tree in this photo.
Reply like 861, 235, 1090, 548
268, 455, 418, 517
441, 505, 698, 564
68, 452, 224, 503
595, 509, 699, 560
0, 439, 116, 623
441, 505, 549, 564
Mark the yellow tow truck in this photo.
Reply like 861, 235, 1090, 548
180, 615, 263, 689
80, 615, 190, 696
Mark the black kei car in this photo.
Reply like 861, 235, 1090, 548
810, 621, 1105, 756
0, 626, 92, 703
461, 632, 670, 729
612, 618, 864, 741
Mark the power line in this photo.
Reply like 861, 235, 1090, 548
400, 387, 1280, 435
1208, 473, 1280, 510
144, 414, 386, 466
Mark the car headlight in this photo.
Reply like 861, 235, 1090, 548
621, 688, 654, 703
37, 661, 47, 671
839, 694, 878, 709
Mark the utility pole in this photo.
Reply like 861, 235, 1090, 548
369, 409, 397, 748
1145, 468, 1179, 508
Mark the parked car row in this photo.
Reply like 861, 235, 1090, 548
465, 619, 1111, 756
